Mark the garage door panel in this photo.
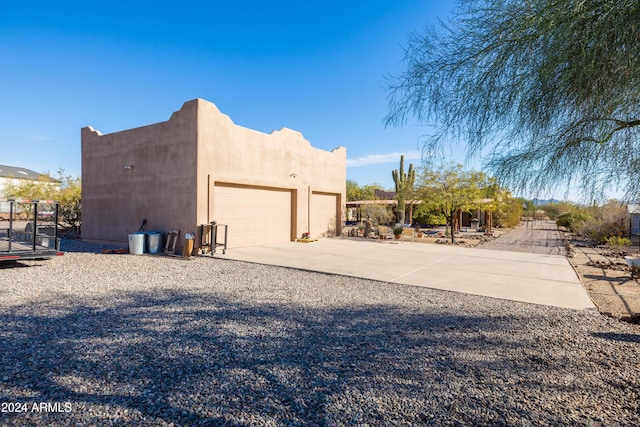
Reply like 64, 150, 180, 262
311, 193, 337, 238
213, 185, 291, 248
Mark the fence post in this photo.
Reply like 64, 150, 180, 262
32, 201, 38, 251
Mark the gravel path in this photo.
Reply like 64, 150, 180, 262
479, 220, 567, 255
1, 247, 639, 426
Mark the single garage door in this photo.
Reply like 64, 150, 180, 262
213, 184, 292, 248
310, 192, 338, 238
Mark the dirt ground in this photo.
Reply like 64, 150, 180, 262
478, 220, 640, 323
569, 245, 640, 323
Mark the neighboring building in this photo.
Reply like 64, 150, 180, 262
81, 98, 346, 251
627, 203, 640, 236
374, 189, 395, 200
0, 164, 47, 196
0, 165, 59, 213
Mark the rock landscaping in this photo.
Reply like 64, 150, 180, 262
0, 244, 638, 426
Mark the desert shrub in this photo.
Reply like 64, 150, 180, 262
360, 203, 393, 226
581, 201, 627, 244
413, 204, 446, 226
556, 212, 588, 233
605, 236, 631, 249
493, 197, 523, 227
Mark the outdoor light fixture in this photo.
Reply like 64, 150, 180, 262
124, 165, 134, 170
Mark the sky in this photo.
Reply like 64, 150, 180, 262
0, 0, 472, 193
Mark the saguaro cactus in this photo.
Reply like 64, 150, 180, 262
391, 155, 416, 225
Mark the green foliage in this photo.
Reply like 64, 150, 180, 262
386, 0, 640, 200
580, 200, 628, 244
605, 236, 631, 249
520, 199, 535, 217
360, 203, 393, 226
3, 170, 81, 231
2, 174, 56, 201
391, 155, 416, 224
393, 225, 404, 235
556, 212, 582, 231
538, 202, 579, 220
346, 180, 383, 201
417, 163, 492, 243
57, 173, 82, 229
556, 200, 628, 244
346, 179, 359, 201
492, 197, 523, 228
413, 204, 447, 226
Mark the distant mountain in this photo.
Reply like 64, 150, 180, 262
532, 198, 560, 205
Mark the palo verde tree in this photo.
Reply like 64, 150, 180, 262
417, 163, 491, 244
386, 0, 640, 200
391, 155, 416, 225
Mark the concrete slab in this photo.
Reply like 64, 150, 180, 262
217, 238, 597, 311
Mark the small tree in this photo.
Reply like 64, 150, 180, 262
3, 170, 81, 234
391, 155, 416, 225
2, 173, 58, 218
346, 180, 384, 201
493, 197, 523, 228
417, 163, 490, 244
413, 204, 447, 227
56, 173, 82, 232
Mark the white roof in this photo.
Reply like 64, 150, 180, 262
628, 204, 640, 214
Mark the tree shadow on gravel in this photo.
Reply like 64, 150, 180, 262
583, 273, 632, 285
1, 290, 639, 426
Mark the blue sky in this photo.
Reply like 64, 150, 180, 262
0, 0, 466, 193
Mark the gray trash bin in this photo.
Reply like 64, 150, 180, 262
128, 232, 145, 255
146, 231, 162, 254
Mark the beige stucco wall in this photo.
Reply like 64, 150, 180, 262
195, 99, 346, 241
81, 102, 198, 246
81, 98, 346, 250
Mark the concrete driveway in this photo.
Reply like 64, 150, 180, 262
218, 238, 596, 311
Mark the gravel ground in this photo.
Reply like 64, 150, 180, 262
479, 220, 567, 256
1, 244, 639, 426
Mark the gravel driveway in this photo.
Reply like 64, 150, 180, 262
479, 220, 567, 255
1, 248, 639, 426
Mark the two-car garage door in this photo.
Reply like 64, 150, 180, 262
212, 184, 339, 248
213, 184, 292, 248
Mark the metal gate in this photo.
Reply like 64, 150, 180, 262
0, 199, 63, 262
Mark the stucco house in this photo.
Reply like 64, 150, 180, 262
81, 98, 346, 252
